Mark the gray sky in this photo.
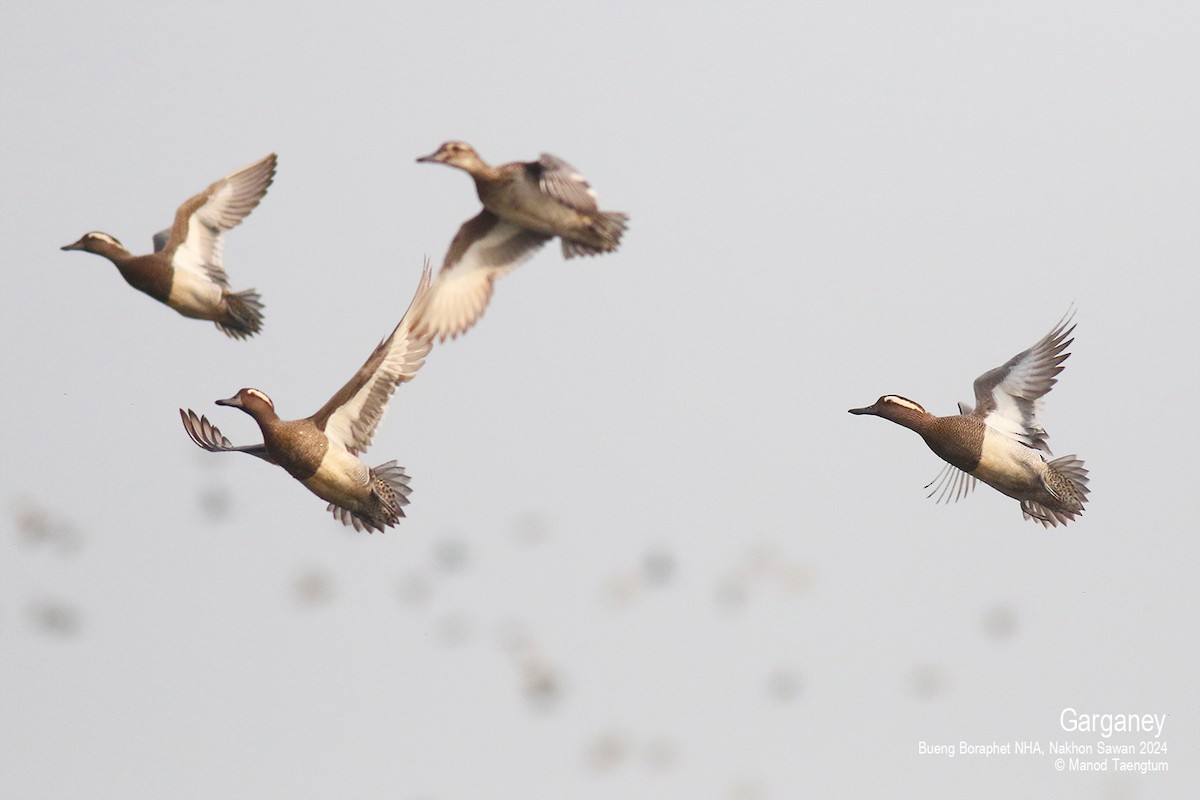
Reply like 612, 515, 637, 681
2, 2, 1197, 798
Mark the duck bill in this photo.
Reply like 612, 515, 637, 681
215, 395, 243, 409
415, 151, 439, 163
60, 239, 86, 251
847, 405, 877, 416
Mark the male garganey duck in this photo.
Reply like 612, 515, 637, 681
62, 153, 276, 339
849, 312, 1090, 527
180, 265, 433, 532
415, 141, 628, 341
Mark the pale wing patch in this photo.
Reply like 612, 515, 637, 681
322, 266, 435, 454
416, 263, 500, 342
982, 400, 1038, 445
972, 311, 1075, 452
413, 215, 550, 342
171, 188, 233, 288
170, 154, 276, 289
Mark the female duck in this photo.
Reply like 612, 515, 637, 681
415, 141, 628, 340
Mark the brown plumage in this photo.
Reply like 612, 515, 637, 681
849, 312, 1089, 527
62, 153, 276, 338
414, 141, 628, 341
180, 265, 434, 532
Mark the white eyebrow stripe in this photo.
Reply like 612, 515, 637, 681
884, 395, 924, 412
89, 232, 121, 246
247, 388, 273, 407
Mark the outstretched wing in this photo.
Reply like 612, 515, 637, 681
164, 153, 277, 289
310, 264, 435, 455
534, 153, 601, 214
970, 310, 1075, 452
412, 210, 550, 342
179, 409, 274, 463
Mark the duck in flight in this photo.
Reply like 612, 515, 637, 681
849, 311, 1089, 527
180, 265, 433, 532
415, 141, 628, 341
62, 153, 276, 339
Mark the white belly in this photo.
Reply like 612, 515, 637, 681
972, 428, 1044, 499
301, 446, 371, 508
168, 270, 224, 318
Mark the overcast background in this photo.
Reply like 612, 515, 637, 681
2, 2, 1197, 798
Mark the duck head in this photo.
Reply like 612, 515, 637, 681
849, 395, 929, 421
61, 231, 126, 255
217, 388, 277, 421
416, 140, 485, 171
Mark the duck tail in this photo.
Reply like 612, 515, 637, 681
1021, 455, 1090, 528
372, 460, 413, 515
326, 461, 413, 533
561, 211, 630, 259
1050, 455, 1090, 502
215, 288, 265, 339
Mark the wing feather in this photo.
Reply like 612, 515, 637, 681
412, 210, 550, 342
166, 153, 277, 289
535, 153, 601, 214
310, 264, 435, 455
971, 310, 1075, 452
